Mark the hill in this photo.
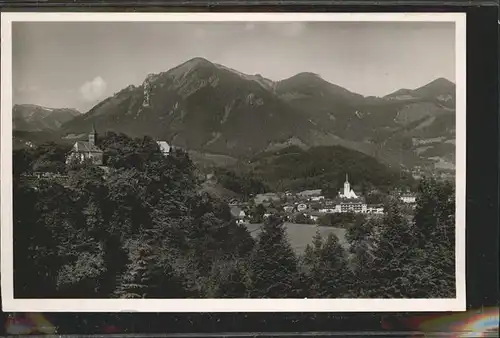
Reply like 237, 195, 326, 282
228, 145, 414, 193
13, 104, 80, 132
50, 57, 456, 171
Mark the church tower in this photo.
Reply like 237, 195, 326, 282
89, 124, 97, 146
343, 173, 350, 197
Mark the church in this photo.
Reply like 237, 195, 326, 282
335, 174, 367, 213
65, 125, 104, 166
338, 174, 359, 199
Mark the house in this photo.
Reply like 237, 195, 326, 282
230, 206, 246, 218
338, 200, 367, 213
283, 205, 295, 213
401, 193, 417, 204
230, 206, 246, 224
308, 211, 324, 222
366, 204, 385, 214
297, 203, 308, 212
228, 198, 240, 206
254, 193, 281, 205
66, 125, 104, 166
157, 141, 172, 156
310, 195, 325, 202
318, 206, 340, 214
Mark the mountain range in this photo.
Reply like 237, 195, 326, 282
13, 104, 80, 132
13, 57, 456, 171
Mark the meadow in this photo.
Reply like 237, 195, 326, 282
245, 222, 348, 254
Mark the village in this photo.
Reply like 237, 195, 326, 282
227, 175, 417, 227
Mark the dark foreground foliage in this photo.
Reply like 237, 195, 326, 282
13, 133, 455, 298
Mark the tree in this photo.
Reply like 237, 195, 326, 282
115, 240, 188, 299
414, 178, 455, 249
31, 142, 70, 173
56, 250, 106, 297
345, 215, 375, 244
204, 259, 250, 298
344, 215, 379, 297
365, 191, 386, 205
409, 178, 456, 297
368, 202, 419, 297
321, 181, 340, 199
250, 203, 266, 223
247, 216, 303, 298
294, 213, 312, 224
13, 148, 35, 178
348, 240, 375, 297
13, 182, 61, 297
303, 232, 352, 298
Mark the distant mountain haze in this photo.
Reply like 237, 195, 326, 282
14, 57, 456, 170
13, 104, 80, 132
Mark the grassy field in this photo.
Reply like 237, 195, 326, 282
245, 222, 348, 255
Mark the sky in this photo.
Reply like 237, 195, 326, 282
12, 21, 456, 113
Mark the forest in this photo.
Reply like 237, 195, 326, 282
13, 132, 455, 298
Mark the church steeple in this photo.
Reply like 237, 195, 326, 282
89, 124, 97, 146
343, 173, 351, 197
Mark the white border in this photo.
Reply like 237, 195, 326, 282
1, 12, 466, 313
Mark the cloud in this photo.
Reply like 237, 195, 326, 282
79, 76, 107, 102
16, 84, 40, 94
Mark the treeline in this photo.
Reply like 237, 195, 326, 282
213, 167, 269, 199
317, 213, 362, 228
13, 133, 455, 298
247, 145, 416, 193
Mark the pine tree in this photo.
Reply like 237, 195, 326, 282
410, 178, 456, 297
348, 239, 375, 297
247, 216, 303, 298
115, 234, 189, 299
303, 231, 352, 298
369, 201, 418, 297
204, 259, 249, 298
115, 245, 153, 299
344, 216, 378, 297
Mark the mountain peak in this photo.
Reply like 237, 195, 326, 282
385, 77, 455, 100
420, 77, 455, 90
291, 72, 322, 80
429, 77, 454, 86
181, 57, 214, 69
166, 57, 215, 81
414, 77, 455, 97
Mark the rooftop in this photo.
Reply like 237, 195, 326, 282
230, 206, 244, 217
333, 196, 366, 204
73, 141, 103, 153
157, 141, 171, 153
297, 189, 322, 197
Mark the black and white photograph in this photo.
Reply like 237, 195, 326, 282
1, 13, 466, 312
